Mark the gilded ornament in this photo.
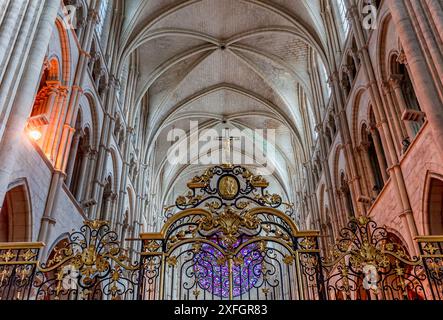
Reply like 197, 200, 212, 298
300, 237, 316, 249
0, 250, 15, 262
20, 249, 37, 262
258, 240, 267, 253
145, 240, 161, 252
166, 256, 178, 267
84, 220, 108, 230
216, 256, 227, 266
188, 168, 213, 188
0, 269, 12, 283
193, 288, 201, 298
192, 242, 202, 253
199, 207, 260, 248
218, 175, 239, 200
283, 255, 294, 265
233, 256, 244, 266
422, 243, 438, 255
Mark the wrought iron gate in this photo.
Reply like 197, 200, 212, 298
0, 221, 140, 300
138, 165, 322, 300
320, 216, 442, 300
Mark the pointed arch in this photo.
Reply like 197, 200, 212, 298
423, 172, 443, 235
0, 179, 32, 242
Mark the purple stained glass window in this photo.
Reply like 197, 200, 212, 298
193, 237, 263, 298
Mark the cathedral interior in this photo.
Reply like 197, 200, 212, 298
0, 0, 443, 301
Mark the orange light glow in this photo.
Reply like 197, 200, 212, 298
28, 129, 42, 141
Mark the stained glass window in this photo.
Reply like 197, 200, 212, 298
319, 58, 331, 99
337, 0, 350, 38
193, 236, 263, 298
96, 0, 109, 38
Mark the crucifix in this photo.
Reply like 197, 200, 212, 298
217, 128, 240, 164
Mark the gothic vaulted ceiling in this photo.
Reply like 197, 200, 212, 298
118, 0, 330, 208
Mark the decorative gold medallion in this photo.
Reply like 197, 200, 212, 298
218, 175, 239, 200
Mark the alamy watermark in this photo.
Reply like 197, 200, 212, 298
60, 3, 379, 31
362, 4, 378, 30
61, 5, 79, 30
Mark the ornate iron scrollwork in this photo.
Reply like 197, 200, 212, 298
169, 165, 290, 219
141, 165, 320, 300
0, 243, 43, 300
4, 165, 443, 301
321, 216, 428, 300
33, 220, 140, 300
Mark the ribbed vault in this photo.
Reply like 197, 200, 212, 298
118, 0, 331, 217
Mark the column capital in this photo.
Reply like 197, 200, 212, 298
41, 216, 57, 225
381, 81, 392, 95
314, 124, 323, 134
397, 50, 408, 65
357, 142, 370, 152
88, 9, 100, 24
398, 209, 413, 218
79, 49, 91, 58
358, 45, 369, 55
110, 74, 121, 89
389, 74, 404, 89
87, 147, 98, 158
342, 64, 351, 75
330, 71, 340, 82
89, 51, 100, 63
348, 4, 360, 18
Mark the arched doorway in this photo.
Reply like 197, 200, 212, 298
427, 178, 443, 235
0, 182, 32, 242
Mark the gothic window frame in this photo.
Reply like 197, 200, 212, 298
317, 55, 332, 100
65, 107, 92, 201
95, 0, 110, 39
393, 53, 425, 136
339, 171, 355, 219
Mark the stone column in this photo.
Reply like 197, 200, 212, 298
350, 48, 360, 72
348, 1, 420, 255
0, 0, 61, 210
44, 86, 70, 163
331, 72, 366, 216
389, 0, 443, 155
37, 170, 65, 259
91, 77, 119, 219
303, 162, 318, 225
77, 148, 96, 204
355, 145, 368, 196
38, 1, 101, 258
108, 192, 118, 222
381, 82, 406, 154
57, 3, 100, 174
116, 127, 133, 224
74, 145, 90, 201
0, 1, 42, 140
424, 0, 443, 46
0, 1, 28, 73
369, 126, 389, 182
409, 0, 443, 89
389, 75, 416, 140
359, 143, 378, 199
344, 65, 355, 85
64, 130, 82, 188
315, 124, 341, 235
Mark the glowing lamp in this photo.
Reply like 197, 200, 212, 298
28, 129, 42, 141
